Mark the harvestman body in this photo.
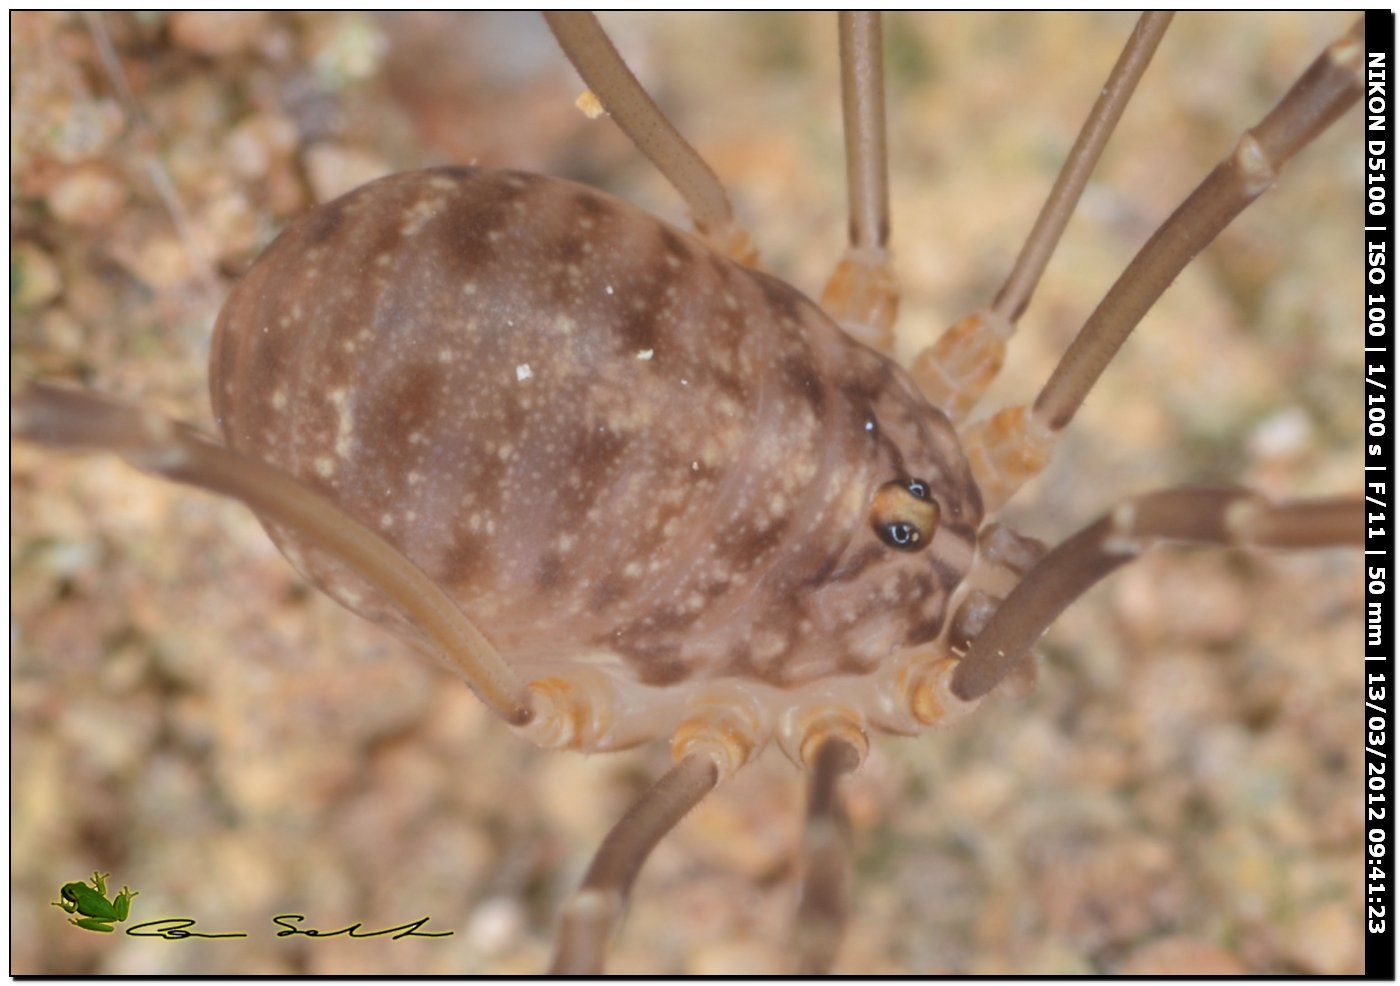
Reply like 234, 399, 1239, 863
13, 12, 1365, 974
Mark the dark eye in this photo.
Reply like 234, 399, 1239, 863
870, 479, 940, 552
882, 521, 921, 548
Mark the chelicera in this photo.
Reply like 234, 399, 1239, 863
11, 13, 1365, 974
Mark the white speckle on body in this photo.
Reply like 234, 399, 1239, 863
403, 196, 445, 236
516, 364, 533, 382
327, 388, 355, 459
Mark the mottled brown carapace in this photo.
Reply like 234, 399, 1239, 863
211, 167, 1010, 753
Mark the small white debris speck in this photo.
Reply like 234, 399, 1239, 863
636, 349, 654, 361
516, 364, 533, 382
864, 419, 875, 432
691, 461, 700, 471
467, 896, 525, 954
575, 88, 606, 119
605, 284, 615, 295
1249, 406, 1313, 459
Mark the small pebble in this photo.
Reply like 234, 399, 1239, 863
46, 163, 127, 228
10, 242, 62, 309
303, 143, 392, 204
1283, 901, 1364, 975
304, 14, 388, 87
200, 191, 260, 260
125, 234, 196, 289
1248, 406, 1315, 461
169, 11, 270, 56
225, 114, 300, 181
467, 897, 525, 955
1118, 936, 1247, 975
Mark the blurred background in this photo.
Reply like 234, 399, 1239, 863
11, 12, 1363, 974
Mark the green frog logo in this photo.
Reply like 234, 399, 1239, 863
52, 872, 138, 933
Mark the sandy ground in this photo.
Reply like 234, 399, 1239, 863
11, 12, 1364, 975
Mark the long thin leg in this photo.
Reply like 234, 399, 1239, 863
1032, 17, 1364, 432
543, 12, 757, 265
992, 11, 1174, 325
911, 12, 1173, 420
950, 489, 1362, 702
11, 382, 537, 726
962, 18, 1364, 509
793, 734, 860, 975
550, 753, 720, 974
835, 12, 889, 260
821, 12, 899, 351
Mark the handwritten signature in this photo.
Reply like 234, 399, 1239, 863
126, 914, 452, 940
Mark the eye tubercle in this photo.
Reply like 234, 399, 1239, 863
871, 479, 940, 552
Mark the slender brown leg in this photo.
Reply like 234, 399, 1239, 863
963, 18, 1364, 509
911, 12, 1173, 420
10, 382, 537, 726
991, 11, 1174, 325
550, 753, 720, 975
821, 12, 899, 351
793, 734, 861, 975
1031, 17, 1363, 432
950, 489, 1363, 702
834, 12, 889, 261
543, 12, 757, 265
